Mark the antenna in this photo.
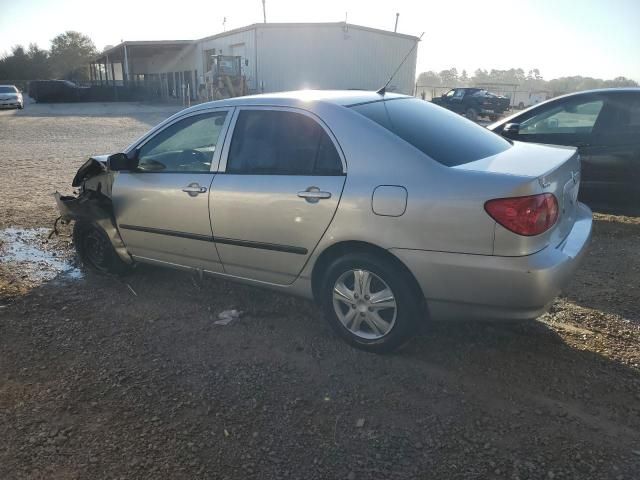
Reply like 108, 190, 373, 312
376, 32, 423, 96
394, 13, 399, 32
262, 0, 267, 23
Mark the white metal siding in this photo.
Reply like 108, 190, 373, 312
127, 24, 418, 95
198, 30, 257, 90
254, 24, 417, 94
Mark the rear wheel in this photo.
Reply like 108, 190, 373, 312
73, 221, 130, 275
465, 107, 478, 122
320, 253, 422, 353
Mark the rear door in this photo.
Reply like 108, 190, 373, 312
112, 108, 232, 271
210, 107, 346, 285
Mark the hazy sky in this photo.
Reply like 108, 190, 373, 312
1, 0, 639, 81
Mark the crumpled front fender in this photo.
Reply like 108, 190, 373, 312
54, 191, 134, 265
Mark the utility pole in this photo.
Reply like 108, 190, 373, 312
394, 12, 399, 32
262, 0, 266, 23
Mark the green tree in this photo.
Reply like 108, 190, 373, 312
49, 31, 97, 81
439, 68, 458, 86
26, 43, 51, 79
459, 69, 469, 85
416, 70, 441, 86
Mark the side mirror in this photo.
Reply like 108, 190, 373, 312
503, 123, 520, 135
107, 151, 138, 171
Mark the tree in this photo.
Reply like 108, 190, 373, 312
26, 43, 51, 79
439, 68, 458, 86
416, 70, 441, 86
459, 69, 469, 86
49, 31, 97, 81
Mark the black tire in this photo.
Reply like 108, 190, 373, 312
489, 114, 499, 122
319, 252, 422, 353
73, 220, 130, 275
465, 107, 478, 122
518, 102, 525, 109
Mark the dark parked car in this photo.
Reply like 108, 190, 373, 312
28, 80, 90, 103
489, 88, 640, 213
432, 88, 510, 121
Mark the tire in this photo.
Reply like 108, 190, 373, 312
319, 252, 422, 353
73, 220, 130, 275
465, 107, 478, 122
489, 114, 499, 122
518, 102, 525, 109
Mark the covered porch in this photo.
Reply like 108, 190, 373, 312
90, 40, 198, 100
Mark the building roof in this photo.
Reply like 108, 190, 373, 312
198, 22, 420, 43
94, 21, 419, 61
95, 40, 194, 62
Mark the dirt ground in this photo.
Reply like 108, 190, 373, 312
1, 103, 639, 480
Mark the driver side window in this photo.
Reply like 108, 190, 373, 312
519, 99, 603, 135
137, 111, 228, 172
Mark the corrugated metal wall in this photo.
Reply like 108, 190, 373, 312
254, 24, 417, 95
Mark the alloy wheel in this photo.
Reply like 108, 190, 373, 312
332, 269, 397, 340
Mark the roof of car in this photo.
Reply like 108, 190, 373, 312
553, 87, 640, 98
187, 90, 409, 112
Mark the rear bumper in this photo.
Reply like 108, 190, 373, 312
391, 203, 593, 321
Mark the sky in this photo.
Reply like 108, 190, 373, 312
1, 0, 639, 81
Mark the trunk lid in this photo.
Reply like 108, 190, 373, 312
454, 141, 581, 255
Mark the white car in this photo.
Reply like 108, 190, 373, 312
0, 85, 24, 109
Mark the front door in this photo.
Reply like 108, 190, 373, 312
581, 93, 640, 210
210, 108, 346, 285
505, 95, 606, 206
112, 109, 232, 271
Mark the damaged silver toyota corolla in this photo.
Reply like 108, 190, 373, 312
56, 90, 593, 352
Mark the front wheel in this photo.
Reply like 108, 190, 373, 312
73, 221, 130, 275
465, 107, 478, 122
320, 253, 422, 353
489, 114, 499, 122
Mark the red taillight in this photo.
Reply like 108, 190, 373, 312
484, 193, 559, 236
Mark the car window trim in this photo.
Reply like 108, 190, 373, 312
126, 107, 234, 174
217, 105, 347, 175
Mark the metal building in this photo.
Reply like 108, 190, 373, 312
90, 23, 419, 100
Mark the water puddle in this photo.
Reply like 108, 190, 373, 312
0, 227, 82, 287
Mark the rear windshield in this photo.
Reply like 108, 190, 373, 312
0, 86, 18, 93
351, 98, 511, 166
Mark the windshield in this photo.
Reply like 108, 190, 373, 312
351, 98, 511, 166
0, 86, 18, 94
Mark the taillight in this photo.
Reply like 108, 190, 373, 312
484, 193, 559, 236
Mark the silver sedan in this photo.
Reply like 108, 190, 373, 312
56, 90, 592, 352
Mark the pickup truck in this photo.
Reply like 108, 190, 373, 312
432, 88, 510, 122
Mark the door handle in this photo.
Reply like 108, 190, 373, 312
182, 183, 207, 197
297, 187, 331, 202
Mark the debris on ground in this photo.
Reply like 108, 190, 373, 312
215, 309, 242, 325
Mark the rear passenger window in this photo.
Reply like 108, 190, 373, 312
226, 110, 343, 175
352, 98, 511, 167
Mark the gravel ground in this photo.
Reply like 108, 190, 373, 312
1, 103, 639, 480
